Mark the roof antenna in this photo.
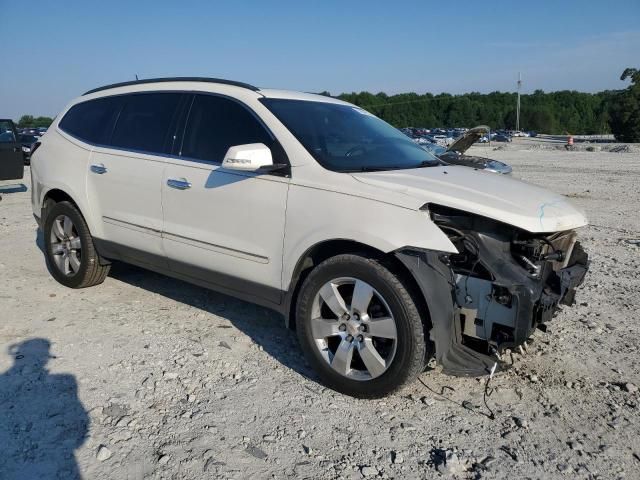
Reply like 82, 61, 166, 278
135, 74, 139, 81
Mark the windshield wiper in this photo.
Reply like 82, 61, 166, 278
358, 166, 390, 172
341, 166, 390, 173
344, 162, 440, 173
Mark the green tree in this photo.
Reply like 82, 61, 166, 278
18, 115, 35, 127
17, 115, 53, 128
338, 88, 613, 134
609, 68, 640, 142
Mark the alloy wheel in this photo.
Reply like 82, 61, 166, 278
310, 277, 397, 381
49, 214, 82, 276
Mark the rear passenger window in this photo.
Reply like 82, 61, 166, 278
181, 95, 272, 163
59, 96, 122, 144
111, 93, 182, 154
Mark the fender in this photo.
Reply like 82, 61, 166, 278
282, 183, 457, 291
32, 128, 98, 236
39, 183, 102, 236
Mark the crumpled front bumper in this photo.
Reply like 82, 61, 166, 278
395, 240, 589, 377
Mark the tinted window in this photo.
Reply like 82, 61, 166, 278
0, 120, 16, 143
181, 95, 272, 163
59, 96, 122, 144
111, 93, 182, 153
262, 99, 439, 172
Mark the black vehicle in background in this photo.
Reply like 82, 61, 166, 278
19, 134, 40, 164
0, 119, 24, 181
19, 127, 42, 136
493, 133, 512, 142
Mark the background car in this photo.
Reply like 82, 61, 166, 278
0, 119, 24, 181
430, 134, 450, 146
493, 133, 512, 142
19, 128, 42, 137
19, 134, 39, 164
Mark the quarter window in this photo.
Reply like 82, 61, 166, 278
111, 93, 182, 154
181, 95, 272, 163
59, 96, 122, 144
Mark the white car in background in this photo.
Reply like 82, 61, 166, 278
511, 131, 530, 137
430, 134, 450, 146
30, 78, 589, 397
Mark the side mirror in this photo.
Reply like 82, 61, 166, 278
221, 143, 285, 172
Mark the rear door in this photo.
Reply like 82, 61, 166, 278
85, 92, 186, 265
0, 119, 24, 180
161, 93, 290, 303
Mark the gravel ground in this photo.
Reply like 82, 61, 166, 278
1, 144, 639, 479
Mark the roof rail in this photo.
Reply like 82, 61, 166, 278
83, 77, 260, 96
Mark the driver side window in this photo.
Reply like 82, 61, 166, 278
0, 120, 16, 143
180, 95, 272, 163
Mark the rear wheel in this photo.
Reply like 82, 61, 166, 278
43, 201, 110, 288
296, 254, 428, 398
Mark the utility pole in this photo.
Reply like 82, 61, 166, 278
516, 72, 522, 132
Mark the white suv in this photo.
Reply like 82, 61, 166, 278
31, 78, 589, 397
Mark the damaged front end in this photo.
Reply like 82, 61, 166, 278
396, 204, 589, 376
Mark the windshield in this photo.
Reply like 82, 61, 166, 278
261, 99, 440, 172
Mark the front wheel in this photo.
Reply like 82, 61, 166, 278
296, 254, 429, 398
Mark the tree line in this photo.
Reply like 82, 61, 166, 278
15, 68, 639, 140
335, 89, 614, 135
16, 115, 54, 128
335, 68, 639, 139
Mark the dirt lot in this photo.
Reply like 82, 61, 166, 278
1, 143, 639, 479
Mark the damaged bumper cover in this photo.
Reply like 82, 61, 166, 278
396, 205, 589, 376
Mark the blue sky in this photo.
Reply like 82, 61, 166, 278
1, 0, 638, 119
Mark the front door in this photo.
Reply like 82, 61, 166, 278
0, 119, 24, 181
161, 94, 289, 303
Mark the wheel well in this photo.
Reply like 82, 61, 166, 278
286, 240, 431, 338
42, 189, 81, 220
42, 188, 77, 209
41, 188, 109, 266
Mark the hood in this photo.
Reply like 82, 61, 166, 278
446, 125, 490, 154
352, 166, 587, 233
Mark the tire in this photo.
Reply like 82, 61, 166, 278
43, 201, 110, 288
296, 253, 428, 398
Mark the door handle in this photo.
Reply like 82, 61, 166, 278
90, 163, 107, 174
167, 178, 191, 190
